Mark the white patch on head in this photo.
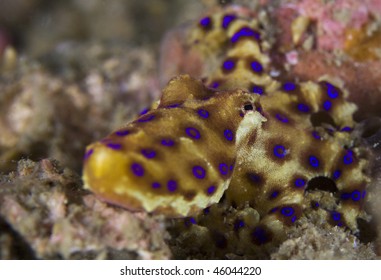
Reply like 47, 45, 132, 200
236, 110, 266, 148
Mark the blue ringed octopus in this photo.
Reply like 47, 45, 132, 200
82, 6, 371, 257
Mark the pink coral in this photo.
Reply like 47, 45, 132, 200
287, 0, 378, 50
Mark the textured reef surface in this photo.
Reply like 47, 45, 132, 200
83, 6, 374, 258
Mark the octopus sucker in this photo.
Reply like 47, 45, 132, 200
82, 6, 372, 258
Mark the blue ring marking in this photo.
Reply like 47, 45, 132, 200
270, 190, 279, 198
197, 109, 209, 118
141, 149, 156, 159
248, 173, 261, 183
139, 108, 149, 115
209, 81, 219, 89
84, 149, 93, 160
323, 100, 332, 111
193, 166, 206, 179
222, 14, 236, 29
138, 114, 155, 122
252, 85, 264, 95
362, 191, 367, 199
231, 27, 260, 43
297, 103, 310, 113
331, 211, 341, 221
115, 130, 130, 136
312, 201, 320, 208
252, 227, 270, 244
224, 129, 234, 141
152, 182, 161, 189
167, 180, 177, 192
325, 82, 339, 99
186, 127, 201, 139
207, 185, 216, 194
332, 170, 341, 180
341, 126, 352, 132
106, 143, 122, 150
203, 207, 210, 214
250, 61, 263, 73
131, 163, 144, 177
312, 131, 322, 140
343, 150, 354, 165
167, 103, 180, 108
281, 206, 295, 217
184, 217, 196, 227
273, 145, 287, 158
234, 220, 245, 230
270, 207, 279, 213
294, 178, 306, 188
309, 155, 320, 168
340, 193, 351, 200
291, 216, 297, 223
219, 163, 229, 175
282, 82, 296, 91
351, 190, 361, 201
275, 113, 289, 123
161, 138, 174, 146
230, 164, 234, 171
222, 59, 235, 71
199, 17, 211, 28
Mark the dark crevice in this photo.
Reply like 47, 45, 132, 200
305, 176, 338, 193
353, 117, 381, 173
356, 218, 377, 243
0, 216, 37, 259
211, 231, 228, 249
219, 193, 227, 204
310, 111, 336, 128
359, 118, 381, 139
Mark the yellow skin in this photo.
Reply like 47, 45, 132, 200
83, 75, 261, 217
83, 7, 370, 256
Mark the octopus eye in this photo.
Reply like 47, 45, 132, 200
243, 103, 254, 112
240, 103, 256, 117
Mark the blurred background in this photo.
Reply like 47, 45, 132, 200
0, 0, 210, 57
